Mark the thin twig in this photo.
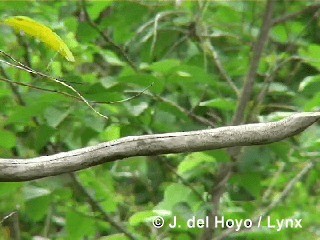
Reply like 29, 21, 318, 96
158, 157, 205, 202
0, 76, 80, 101
260, 161, 315, 217
127, 90, 217, 127
215, 160, 316, 240
233, 0, 275, 125
248, 56, 298, 122
248, 4, 319, 121
272, 4, 320, 26
69, 173, 138, 240
205, 2, 275, 239
193, 3, 239, 97
262, 162, 285, 202
0, 211, 20, 240
128, 10, 186, 48
150, 13, 161, 58
206, 43, 240, 97
0, 212, 17, 225
0, 50, 109, 120
0, 75, 154, 106
0, 66, 25, 106
80, 0, 137, 71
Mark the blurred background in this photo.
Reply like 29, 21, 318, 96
0, 1, 320, 239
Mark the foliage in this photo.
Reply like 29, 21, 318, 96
0, 1, 320, 239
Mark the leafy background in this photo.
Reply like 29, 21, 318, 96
0, 1, 320, 239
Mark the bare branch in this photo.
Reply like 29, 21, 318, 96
272, 4, 320, 26
80, 0, 137, 71
158, 157, 205, 202
0, 112, 319, 182
127, 91, 218, 127
233, 0, 275, 125
215, 160, 315, 240
69, 173, 138, 240
0, 51, 109, 120
206, 3, 276, 239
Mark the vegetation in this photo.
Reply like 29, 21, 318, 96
0, 1, 320, 239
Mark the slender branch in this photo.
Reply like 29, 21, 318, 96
193, 5, 239, 97
80, 0, 137, 71
158, 157, 205, 202
132, 10, 185, 42
248, 56, 298, 122
69, 173, 137, 240
0, 66, 25, 106
15, 32, 32, 67
260, 161, 315, 217
262, 162, 285, 202
0, 76, 80, 101
0, 51, 109, 120
272, 4, 320, 26
204, 3, 274, 238
1, 211, 20, 240
206, 44, 240, 97
0, 76, 153, 106
233, 0, 275, 125
127, 90, 218, 127
0, 112, 319, 182
215, 160, 316, 240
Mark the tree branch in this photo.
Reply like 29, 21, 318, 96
0, 112, 319, 182
204, 2, 275, 238
215, 160, 316, 240
272, 4, 320, 26
69, 173, 138, 240
80, 0, 138, 71
233, 0, 275, 125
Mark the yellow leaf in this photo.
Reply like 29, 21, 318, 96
2, 16, 75, 62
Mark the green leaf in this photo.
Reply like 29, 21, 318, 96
98, 234, 129, 240
100, 124, 121, 141
267, 82, 295, 96
129, 210, 171, 226
125, 102, 149, 117
169, 65, 217, 87
24, 186, 51, 200
66, 210, 96, 240
271, 25, 288, 43
271, 21, 304, 44
303, 92, 320, 111
25, 195, 51, 221
87, 1, 113, 20
149, 59, 180, 73
156, 183, 192, 211
101, 50, 125, 66
0, 183, 22, 198
230, 173, 262, 198
32, 125, 55, 151
44, 107, 71, 128
0, 130, 16, 149
299, 75, 320, 92
79, 170, 118, 213
199, 98, 236, 111
298, 44, 320, 70
178, 152, 216, 174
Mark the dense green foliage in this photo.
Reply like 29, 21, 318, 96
0, 1, 320, 239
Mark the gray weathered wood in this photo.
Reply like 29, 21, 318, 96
1, 112, 319, 181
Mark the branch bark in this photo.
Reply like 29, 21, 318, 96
0, 112, 319, 182
272, 4, 320, 26
233, 0, 275, 125
204, 2, 275, 238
